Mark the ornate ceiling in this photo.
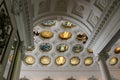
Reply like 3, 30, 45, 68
10, 0, 120, 80
32, 0, 106, 35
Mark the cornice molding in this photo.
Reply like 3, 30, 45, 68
87, 0, 120, 48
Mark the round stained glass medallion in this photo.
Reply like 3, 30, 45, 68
84, 57, 93, 66
40, 30, 54, 39
70, 57, 80, 66
24, 55, 35, 65
56, 43, 69, 52
41, 20, 56, 26
62, 21, 76, 28
40, 43, 52, 52
72, 44, 84, 53
114, 46, 120, 54
55, 56, 66, 66
59, 32, 72, 40
40, 56, 51, 65
109, 57, 118, 65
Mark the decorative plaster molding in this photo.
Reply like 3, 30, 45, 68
54, 0, 68, 12
72, 2, 84, 18
38, 0, 50, 14
87, 0, 120, 48
94, 0, 108, 11
87, 10, 99, 27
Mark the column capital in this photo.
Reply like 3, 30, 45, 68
95, 53, 109, 62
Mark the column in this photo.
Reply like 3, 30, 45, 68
12, 0, 35, 51
10, 42, 23, 80
95, 53, 112, 80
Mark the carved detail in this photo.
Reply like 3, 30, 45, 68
20, 0, 34, 48
72, 3, 84, 18
38, 0, 50, 14
88, 0, 120, 48
87, 10, 99, 27
55, 0, 68, 12
94, 0, 108, 11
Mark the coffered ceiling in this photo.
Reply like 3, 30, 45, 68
10, 0, 120, 80
32, 0, 106, 35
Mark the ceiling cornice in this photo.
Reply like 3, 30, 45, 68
86, 0, 120, 49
